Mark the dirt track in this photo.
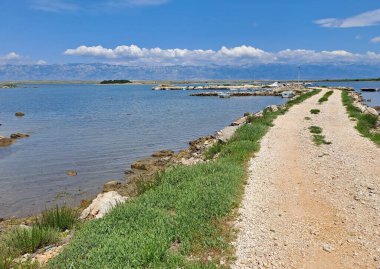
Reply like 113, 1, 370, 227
233, 89, 380, 268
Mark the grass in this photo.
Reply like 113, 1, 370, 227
48, 90, 321, 268
341, 91, 380, 145
318, 90, 334, 103
308, 125, 330, 145
4, 226, 59, 255
0, 206, 78, 269
310, 109, 320, 114
309, 126, 322, 134
312, 134, 331, 146
38, 206, 77, 232
304, 117, 311, 120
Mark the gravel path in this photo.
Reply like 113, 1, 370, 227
233, 89, 380, 269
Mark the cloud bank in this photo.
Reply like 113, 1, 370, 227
315, 9, 380, 28
64, 44, 380, 65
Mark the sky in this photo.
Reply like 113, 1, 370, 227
1, 0, 380, 66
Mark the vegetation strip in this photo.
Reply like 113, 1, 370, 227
318, 90, 334, 103
44, 90, 321, 268
341, 91, 380, 145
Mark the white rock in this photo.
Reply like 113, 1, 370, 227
80, 191, 128, 219
267, 105, 278, 112
365, 107, 379, 116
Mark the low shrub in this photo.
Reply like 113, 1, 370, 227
310, 109, 320, 114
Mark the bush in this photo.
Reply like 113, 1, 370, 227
310, 109, 320, 114
38, 206, 77, 231
309, 126, 322, 134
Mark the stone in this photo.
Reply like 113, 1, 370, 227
365, 107, 379, 116
131, 160, 154, 170
103, 180, 121, 192
80, 191, 128, 219
231, 116, 247, 126
152, 150, 174, 157
267, 105, 278, 112
10, 133, 29, 139
322, 243, 334, 253
0, 136, 13, 147
66, 170, 77, 177
15, 112, 25, 117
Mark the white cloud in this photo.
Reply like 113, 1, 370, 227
371, 36, 380, 43
315, 9, 380, 28
0, 52, 23, 65
64, 44, 380, 65
36, 60, 48, 65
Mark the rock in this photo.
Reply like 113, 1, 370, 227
373, 106, 380, 111
103, 180, 121, 192
244, 112, 251, 117
231, 116, 246, 126
124, 169, 134, 175
267, 105, 278, 112
0, 136, 13, 147
322, 243, 334, 253
15, 112, 25, 117
365, 107, 379, 116
152, 150, 174, 157
80, 191, 128, 219
131, 160, 154, 171
10, 133, 29, 139
66, 170, 77, 177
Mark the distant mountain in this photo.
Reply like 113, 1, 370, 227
1, 63, 380, 81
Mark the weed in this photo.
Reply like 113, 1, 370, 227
312, 134, 331, 146
304, 117, 311, 120
310, 109, 320, 114
309, 126, 323, 134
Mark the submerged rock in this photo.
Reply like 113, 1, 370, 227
0, 136, 13, 147
80, 191, 128, 219
15, 112, 25, 117
66, 170, 77, 177
10, 133, 29, 139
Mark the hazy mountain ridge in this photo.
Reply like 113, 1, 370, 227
1, 63, 380, 81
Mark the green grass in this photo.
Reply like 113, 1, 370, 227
48, 90, 321, 269
308, 125, 331, 145
318, 90, 334, 103
312, 134, 331, 146
341, 91, 380, 145
38, 206, 77, 232
310, 109, 320, 114
0, 206, 78, 269
309, 126, 323, 134
4, 226, 59, 255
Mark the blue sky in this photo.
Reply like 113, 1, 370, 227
1, 0, 380, 65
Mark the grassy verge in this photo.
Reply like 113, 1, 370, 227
341, 91, 380, 145
318, 90, 334, 103
49, 90, 321, 269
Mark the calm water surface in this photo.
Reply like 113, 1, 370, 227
0, 84, 285, 218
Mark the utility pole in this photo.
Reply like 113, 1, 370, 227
297, 66, 301, 88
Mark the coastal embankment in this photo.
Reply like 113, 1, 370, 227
233, 88, 380, 268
